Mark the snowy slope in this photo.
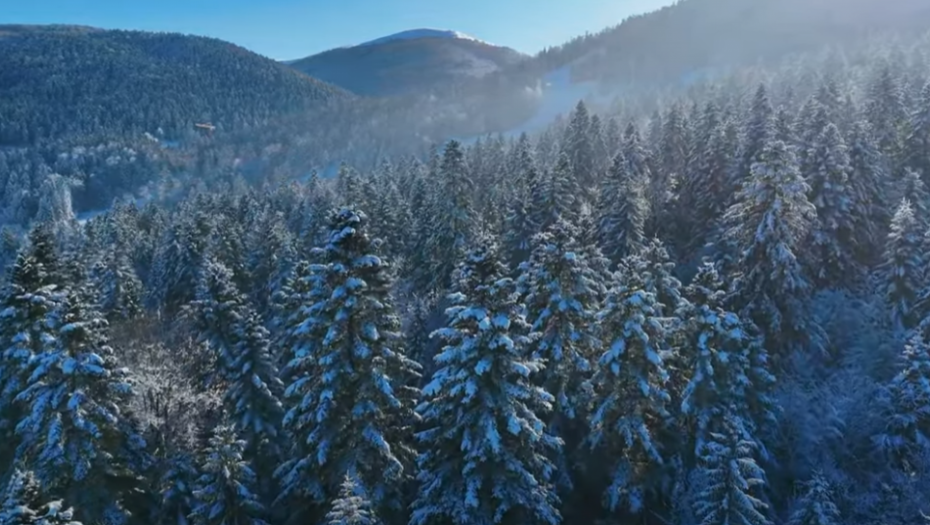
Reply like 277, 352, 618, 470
358, 29, 489, 47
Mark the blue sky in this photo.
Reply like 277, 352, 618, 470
6, 0, 673, 60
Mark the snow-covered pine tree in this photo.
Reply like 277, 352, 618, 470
519, 216, 600, 423
864, 65, 907, 166
211, 216, 251, 294
775, 106, 798, 148
590, 114, 612, 183
518, 215, 603, 493
605, 117, 622, 157
160, 453, 199, 525
269, 259, 315, 372
324, 474, 380, 525
147, 209, 212, 314
276, 209, 420, 512
638, 238, 684, 318
805, 122, 860, 287
596, 151, 647, 264
0, 224, 64, 465
426, 140, 475, 291
899, 168, 930, 227
537, 152, 580, 232
410, 238, 562, 525
336, 162, 363, 209
882, 199, 924, 332
678, 263, 767, 462
189, 426, 268, 525
0, 469, 81, 525
587, 255, 671, 513
563, 100, 596, 203
691, 413, 770, 525
649, 103, 689, 238
92, 232, 143, 322
904, 81, 930, 181
846, 120, 890, 266
575, 207, 613, 308
188, 258, 283, 460
739, 84, 775, 181
622, 122, 653, 191
245, 210, 296, 316
503, 137, 542, 267
723, 139, 819, 358
787, 472, 840, 525
14, 263, 150, 524
875, 334, 930, 472
797, 99, 830, 176
679, 120, 736, 257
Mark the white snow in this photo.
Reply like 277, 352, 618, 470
357, 29, 489, 48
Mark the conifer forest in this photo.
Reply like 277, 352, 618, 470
3, 2, 930, 525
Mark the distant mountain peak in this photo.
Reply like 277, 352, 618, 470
357, 29, 490, 47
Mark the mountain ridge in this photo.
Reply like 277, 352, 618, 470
286, 29, 525, 97
358, 28, 489, 47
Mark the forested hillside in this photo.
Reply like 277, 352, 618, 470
3, 16, 930, 525
4, 0, 928, 231
0, 26, 348, 145
288, 32, 526, 97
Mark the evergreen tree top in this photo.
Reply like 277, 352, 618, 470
324, 474, 381, 525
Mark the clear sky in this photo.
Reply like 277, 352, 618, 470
5, 0, 673, 60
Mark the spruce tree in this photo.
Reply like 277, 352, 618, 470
596, 151, 647, 264
904, 81, 930, 180
189, 426, 268, 525
739, 84, 775, 181
563, 100, 596, 203
14, 264, 150, 524
426, 140, 475, 291
0, 225, 64, 465
650, 103, 690, 238
148, 210, 212, 314
899, 168, 930, 226
92, 233, 143, 322
276, 210, 420, 511
692, 414, 770, 525
723, 140, 819, 357
588, 257, 671, 512
876, 334, 930, 472
160, 453, 199, 525
797, 100, 830, 176
518, 217, 599, 422
622, 122, 653, 190
245, 211, 296, 316
537, 152, 579, 232
788, 472, 840, 525
679, 263, 769, 461
324, 474, 380, 525
680, 121, 736, 256
806, 123, 860, 287
882, 200, 924, 332
638, 238, 684, 317
504, 140, 543, 267
410, 239, 561, 525
0, 469, 81, 525
864, 66, 907, 165
188, 258, 283, 460
846, 120, 890, 265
